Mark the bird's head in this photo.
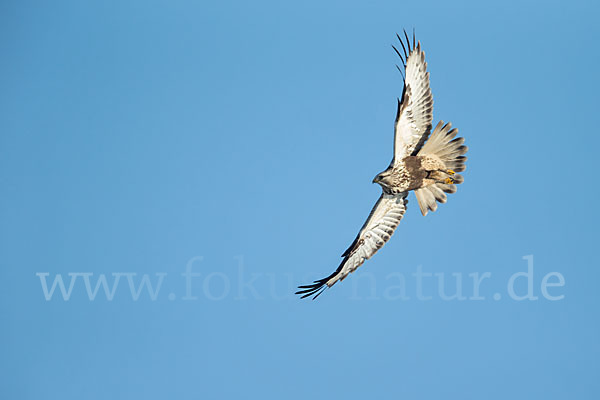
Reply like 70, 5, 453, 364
372, 169, 393, 188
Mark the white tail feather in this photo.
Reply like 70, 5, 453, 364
415, 120, 467, 216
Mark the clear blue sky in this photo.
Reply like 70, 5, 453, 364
1, 0, 599, 399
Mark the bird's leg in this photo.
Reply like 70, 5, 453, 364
429, 170, 455, 184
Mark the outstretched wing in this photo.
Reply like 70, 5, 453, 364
296, 193, 408, 299
392, 31, 433, 164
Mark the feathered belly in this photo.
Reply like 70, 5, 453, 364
390, 159, 427, 192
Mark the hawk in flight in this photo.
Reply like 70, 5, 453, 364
297, 31, 468, 299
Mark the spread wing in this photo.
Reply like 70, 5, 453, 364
392, 31, 433, 164
296, 192, 408, 299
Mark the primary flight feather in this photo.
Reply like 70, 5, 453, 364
296, 31, 468, 300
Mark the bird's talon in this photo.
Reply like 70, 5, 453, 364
445, 177, 454, 184
447, 170, 455, 175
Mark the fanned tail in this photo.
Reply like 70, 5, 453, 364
415, 120, 468, 216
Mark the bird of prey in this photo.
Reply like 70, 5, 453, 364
296, 31, 468, 300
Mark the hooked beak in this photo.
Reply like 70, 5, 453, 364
372, 175, 380, 184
